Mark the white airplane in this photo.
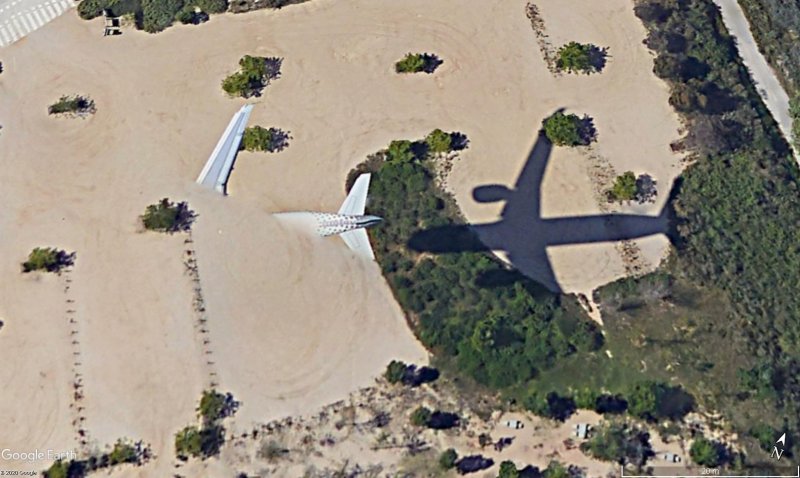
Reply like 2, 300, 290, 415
307, 173, 382, 260
196, 104, 254, 194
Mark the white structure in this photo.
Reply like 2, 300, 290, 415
0, 0, 74, 48
196, 104, 254, 194
280, 174, 382, 260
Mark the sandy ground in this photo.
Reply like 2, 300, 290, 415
0, 0, 681, 474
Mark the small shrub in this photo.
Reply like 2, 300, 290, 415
108, 440, 138, 465
384, 360, 408, 384
425, 128, 453, 154
48, 95, 95, 116
242, 126, 290, 152
141, 198, 196, 233
395, 52, 442, 74
409, 406, 432, 427
608, 172, 637, 202
198, 389, 228, 424
175, 424, 224, 460
257, 441, 288, 462
387, 140, 417, 163
439, 448, 458, 470
542, 112, 594, 146
22, 247, 75, 273
498, 460, 520, 478
690, 436, 726, 467
556, 42, 607, 74
222, 56, 282, 98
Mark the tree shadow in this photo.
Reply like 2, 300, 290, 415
422, 53, 444, 74
588, 45, 610, 73
408, 112, 676, 292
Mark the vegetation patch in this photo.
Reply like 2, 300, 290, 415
348, 132, 603, 392
632, 0, 800, 459
22, 247, 75, 273
607, 172, 658, 203
141, 198, 196, 233
43, 439, 150, 478
48, 95, 96, 117
222, 55, 282, 98
542, 111, 596, 146
175, 389, 237, 460
242, 125, 291, 153
395, 52, 443, 74
580, 421, 653, 469
556, 41, 608, 74
77, 0, 228, 32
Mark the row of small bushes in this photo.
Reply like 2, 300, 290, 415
77, 0, 228, 32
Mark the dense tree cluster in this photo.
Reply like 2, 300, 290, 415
580, 421, 654, 468
77, 0, 228, 32
349, 134, 602, 391
736, 0, 800, 97
140, 198, 196, 233
632, 0, 800, 454
222, 56, 282, 98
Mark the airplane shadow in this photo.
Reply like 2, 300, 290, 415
408, 116, 676, 293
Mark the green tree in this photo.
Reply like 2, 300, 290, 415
221, 71, 252, 97
425, 129, 452, 154
581, 422, 653, 467
609, 171, 637, 202
198, 389, 227, 424
439, 448, 458, 470
242, 125, 276, 152
175, 425, 224, 460
690, 436, 724, 467
542, 461, 571, 478
48, 95, 94, 115
498, 461, 520, 478
387, 140, 416, 162
410, 406, 432, 427
141, 198, 196, 233
395, 53, 427, 73
573, 388, 600, 410
108, 440, 138, 465
43, 460, 69, 478
626, 382, 659, 420
384, 360, 408, 384
543, 112, 586, 146
22, 247, 74, 273
556, 42, 604, 74
141, 0, 183, 33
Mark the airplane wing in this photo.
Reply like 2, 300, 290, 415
338, 173, 371, 215
339, 228, 375, 259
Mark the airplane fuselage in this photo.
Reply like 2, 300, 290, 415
311, 212, 383, 237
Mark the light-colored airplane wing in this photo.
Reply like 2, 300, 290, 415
339, 228, 375, 259
197, 104, 254, 194
338, 173, 371, 215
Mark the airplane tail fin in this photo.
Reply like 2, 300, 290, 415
338, 174, 371, 215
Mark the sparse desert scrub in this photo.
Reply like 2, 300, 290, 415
48, 95, 96, 117
140, 198, 196, 233
241, 125, 291, 152
556, 41, 608, 74
542, 111, 596, 146
221, 55, 282, 98
395, 52, 442, 74
22, 247, 75, 273
43, 439, 149, 478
